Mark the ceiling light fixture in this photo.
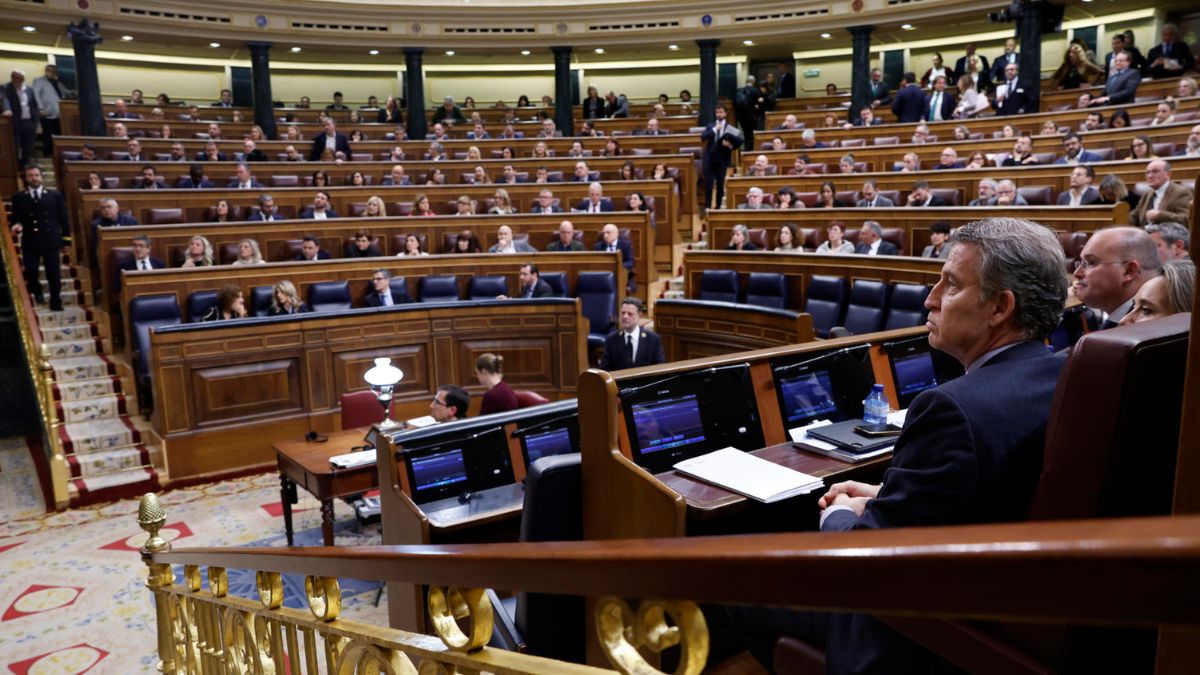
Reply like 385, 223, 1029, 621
820, 33, 832, 39
445, 50, 455, 56
743, 39, 754, 46
291, 46, 302, 52
369, 49, 380, 55
22, 26, 36, 32
121, 35, 134, 41
901, 24, 915, 30
668, 44, 679, 50
521, 50, 531, 55
209, 42, 221, 48
594, 48, 605, 54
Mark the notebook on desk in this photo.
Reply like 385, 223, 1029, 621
673, 447, 824, 503
805, 419, 897, 454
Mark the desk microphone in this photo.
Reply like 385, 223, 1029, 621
457, 491, 473, 504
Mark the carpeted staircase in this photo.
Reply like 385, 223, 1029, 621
24, 246, 160, 506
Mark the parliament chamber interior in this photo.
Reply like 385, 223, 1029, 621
0, 0, 1198, 672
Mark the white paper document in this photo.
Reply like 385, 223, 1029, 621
673, 447, 824, 503
405, 415, 439, 428
330, 448, 377, 469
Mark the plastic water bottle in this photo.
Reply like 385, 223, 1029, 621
862, 384, 889, 425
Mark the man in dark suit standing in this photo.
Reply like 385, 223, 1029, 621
776, 62, 796, 99
700, 105, 743, 210
2, 69, 39, 169
600, 298, 665, 371
866, 68, 891, 109
889, 72, 924, 124
1091, 51, 1141, 107
921, 75, 956, 122
309, 118, 351, 161
995, 62, 1034, 115
953, 42, 990, 83
1146, 24, 1193, 79
9, 165, 68, 310
854, 221, 900, 255
727, 218, 1070, 674
991, 37, 1019, 81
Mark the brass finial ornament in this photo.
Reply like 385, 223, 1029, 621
138, 492, 170, 555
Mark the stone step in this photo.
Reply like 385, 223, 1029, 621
67, 444, 151, 478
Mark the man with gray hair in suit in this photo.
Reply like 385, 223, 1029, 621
737, 187, 771, 210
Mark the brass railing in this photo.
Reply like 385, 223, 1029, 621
0, 210, 71, 509
138, 492, 1200, 674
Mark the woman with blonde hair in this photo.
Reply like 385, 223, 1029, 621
466, 146, 483, 161
268, 280, 308, 315
248, 125, 265, 141
181, 235, 214, 267
232, 238, 264, 265
489, 189, 516, 215
475, 353, 518, 415
1119, 260, 1196, 325
363, 195, 387, 217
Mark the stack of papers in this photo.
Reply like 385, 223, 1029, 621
405, 415, 438, 428
330, 448, 377, 469
673, 447, 824, 503
789, 410, 906, 463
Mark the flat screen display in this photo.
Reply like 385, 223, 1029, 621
892, 352, 938, 399
631, 394, 707, 455
523, 427, 575, 464
779, 371, 839, 424
410, 448, 468, 494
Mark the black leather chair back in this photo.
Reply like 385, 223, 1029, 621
744, 272, 788, 310
540, 272, 568, 297
249, 285, 274, 317
468, 275, 509, 300
843, 280, 889, 335
803, 275, 848, 338
884, 283, 930, 330
575, 271, 616, 350
307, 281, 352, 312
419, 275, 461, 303
130, 293, 182, 378
186, 290, 219, 323
698, 269, 740, 303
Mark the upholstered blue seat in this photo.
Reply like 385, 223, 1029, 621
129, 293, 181, 379
884, 283, 932, 330
419, 275, 460, 303
249, 285, 275, 317
744, 272, 788, 310
698, 269, 740, 303
467, 275, 509, 300
842, 279, 889, 335
386, 277, 410, 304
186, 290, 219, 323
575, 271, 616, 351
540, 272, 568, 298
803, 275, 848, 338
306, 281, 352, 313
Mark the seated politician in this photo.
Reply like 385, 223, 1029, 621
600, 297, 665, 371
726, 217, 1070, 673
429, 385, 470, 423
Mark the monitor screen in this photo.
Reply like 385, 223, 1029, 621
892, 351, 938, 399
410, 448, 468, 495
523, 427, 575, 464
631, 394, 707, 455
779, 370, 839, 425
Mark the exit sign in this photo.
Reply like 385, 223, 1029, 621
803, 68, 821, 78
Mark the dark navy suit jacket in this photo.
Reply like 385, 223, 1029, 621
600, 329, 665, 370
890, 84, 925, 123
820, 340, 1066, 674
594, 238, 634, 271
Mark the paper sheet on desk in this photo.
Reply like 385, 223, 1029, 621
330, 448, 376, 469
406, 415, 438, 428
673, 447, 824, 503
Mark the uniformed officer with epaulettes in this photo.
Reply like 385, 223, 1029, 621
10, 164, 68, 311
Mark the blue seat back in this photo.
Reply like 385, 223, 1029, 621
698, 269, 740, 303
419, 275, 460, 303
540, 272, 568, 297
186, 290, 219, 323
803, 275, 848, 338
307, 280, 352, 313
744, 272, 788, 310
884, 283, 932, 330
843, 279, 890, 335
468, 275, 509, 300
388, 277, 410, 304
575, 271, 616, 336
129, 293, 182, 378
250, 285, 274, 317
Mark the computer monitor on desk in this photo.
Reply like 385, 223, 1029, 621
882, 335, 964, 409
772, 345, 874, 430
403, 428, 515, 505
620, 363, 764, 474
514, 411, 580, 468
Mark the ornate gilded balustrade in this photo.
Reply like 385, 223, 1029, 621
136, 493, 706, 674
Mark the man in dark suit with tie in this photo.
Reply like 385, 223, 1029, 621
726, 218, 1071, 674
866, 68, 891, 109
991, 37, 1019, 81
247, 194, 283, 221
515, 263, 554, 298
575, 183, 615, 213
594, 223, 635, 290
309, 118, 352, 161
1072, 226, 1161, 327
116, 235, 165, 292
364, 269, 402, 307
212, 89, 233, 107
889, 73, 924, 124
854, 221, 900, 255
700, 105, 743, 210
530, 189, 564, 214
921, 76, 956, 122
776, 62, 796, 99
9, 165, 68, 310
1146, 24, 1194, 80
2, 69, 39, 169
1091, 51, 1141, 107
995, 62, 1034, 115
600, 298, 665, 371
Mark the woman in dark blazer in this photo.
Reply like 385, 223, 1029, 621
582, 86, 605, 119
814, 181, 849, 208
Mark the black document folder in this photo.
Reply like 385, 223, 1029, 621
805, 419, 897, 454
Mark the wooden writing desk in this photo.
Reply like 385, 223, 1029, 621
656, 442, 891, 521
273, 427, 377, 546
